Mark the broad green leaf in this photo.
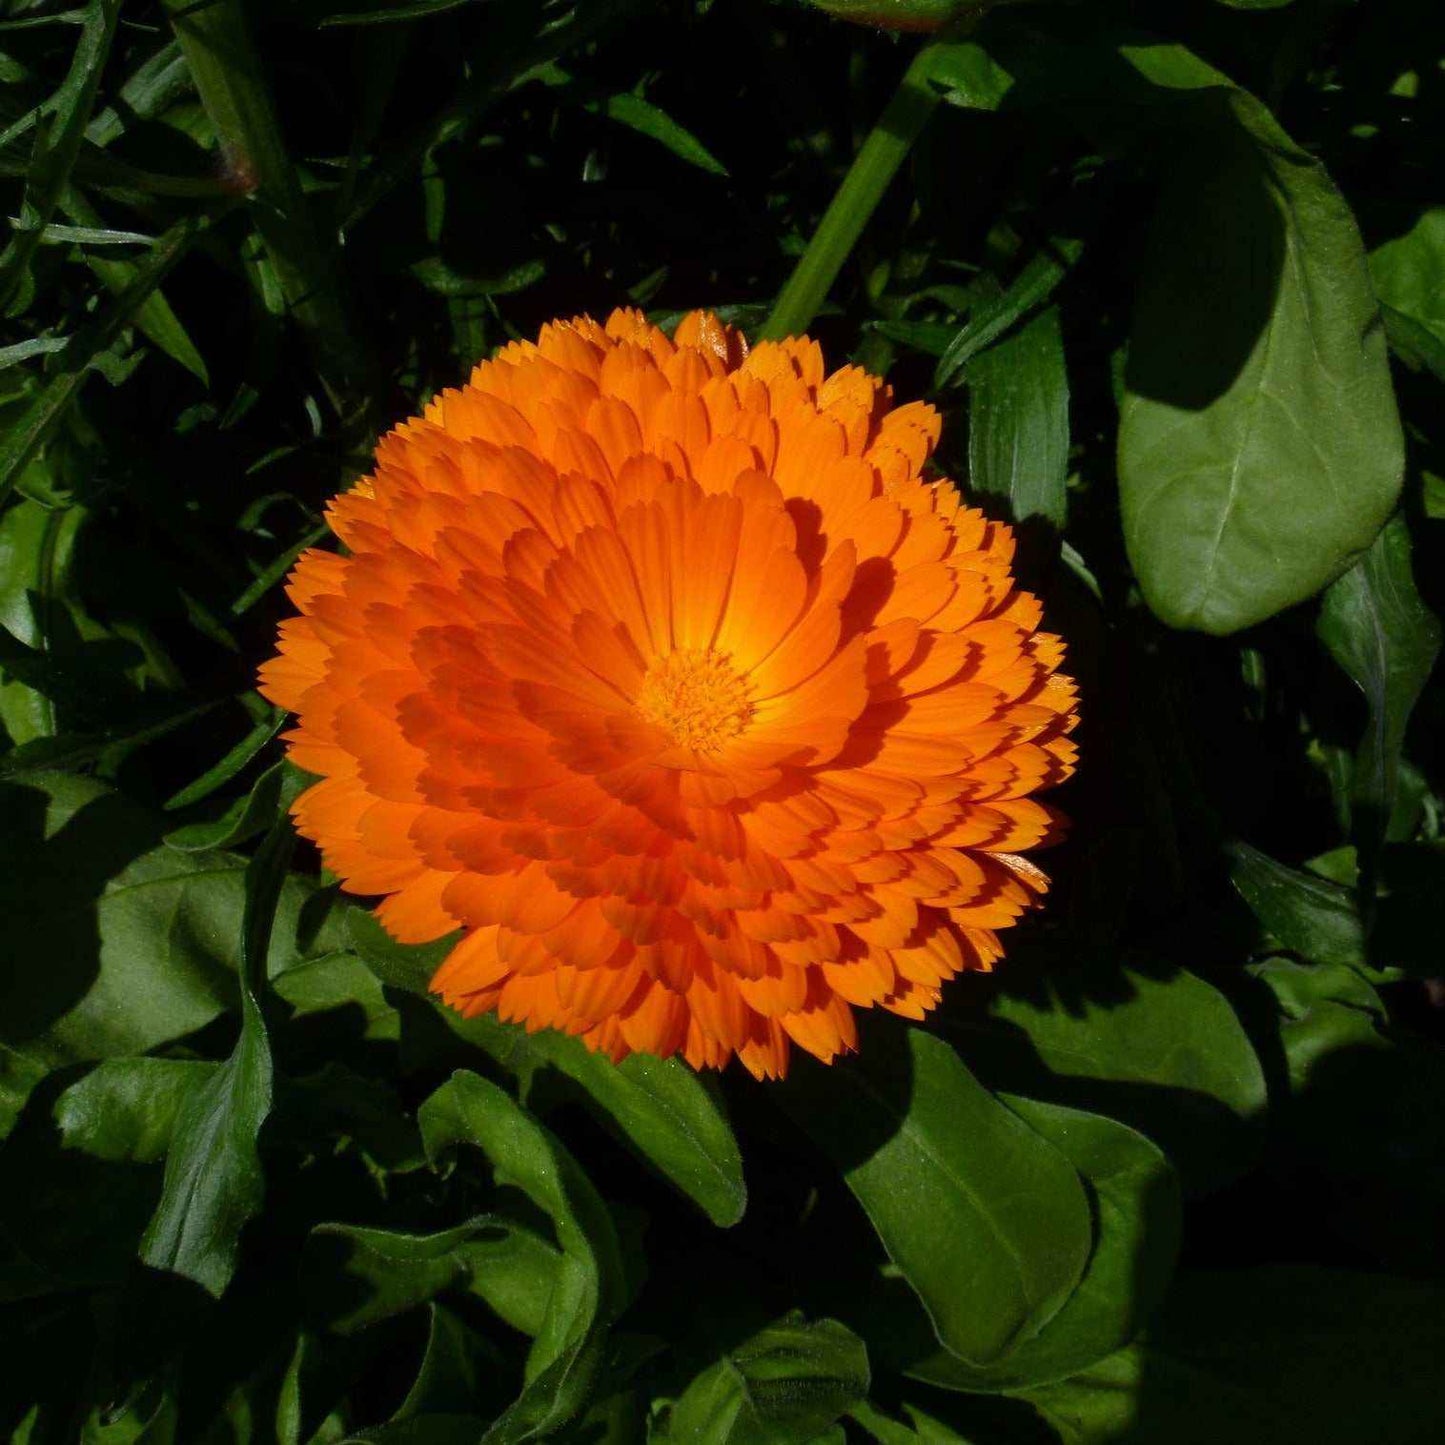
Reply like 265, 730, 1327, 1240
921, 37, 1014, 111
418, 1070, 625, 1444
1228, 841, 1366, 967
1317, 513, 1441, 866
935, 241, 1080, 387
602, 93, 728, 177
1022, 1269, 1445, 1444
0, 772, 335, 1063
1115, 45, 1402, 633
1381, 302, 1445, 384
54, 1057, 218, 1162
953, 965, 1267, 1192
905, 1099, 1181, 1391
273, 950, 400, 1042
303, 1217, 562, 1336
660, 1314, 869, 1445
0, 0, 121, 314
348, 908, 746, 1227
781, 1027, 1091, 1367
1248, 957, 1387, 1094
1370, 206, 1445, 355
966, 306, 1069, 529
138, 819, 288, 1296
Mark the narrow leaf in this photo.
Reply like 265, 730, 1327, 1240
0, 0, 121, 313
966, 305, 1070, 529
602, 93, 728, 177
1317, 513, 1441, 873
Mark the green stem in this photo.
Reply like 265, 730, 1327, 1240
162, 0, 372, 416
759, 41, 944, 341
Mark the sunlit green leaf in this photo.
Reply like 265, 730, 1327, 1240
904, 1099, 1181, 1391
54, 1057, 218, 1163
781, 1027, 1092, 1367
418, 1070, 624, 1443
348, 908, 746, 1227
1115, 45, 1402, 633
951, 965, 1267, 1192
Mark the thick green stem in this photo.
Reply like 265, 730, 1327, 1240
760, 42, 944, 341
163, 0, 372, 416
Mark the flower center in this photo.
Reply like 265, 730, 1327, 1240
637, 648, 754, 752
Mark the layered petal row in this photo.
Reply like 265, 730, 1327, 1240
260, 309, 1078, 1078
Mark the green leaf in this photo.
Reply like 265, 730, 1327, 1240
661, 1314, 869, 1445
418, 1070, 625, 1444
274, 950, 401, 1042
1228, 841, 1366, 967
163, 758, 294, 852
391, 1304, 505, 1426
921, 37, 1015, 111
0, 214, 210, 507
0, 0, 121, 314
0, 1042, 49, 1143
61, 188, 209, 383
905, 1099, 1181, 1391
935, 241, 1080, 388
318, 0, 488, 24
138, 819, 289, 1296
303, 1217, 562, 1337
1370, 206, 1445, 358
0, 772, 332, 1063
602, 93, 728, 177
348, 908, 746, 1227
54, 1057, 219, 1162
954, 965, 1267, 1193
1115, 45, 1402, 633
850, 1401, 975, 1444
1317, 513, 1441, 868
780, 1027, 1092, 1368
1248, 957, 1387, 1094
966, 306, 1070, 530
1021, 1269, 1445, 1444
163, 706, 285, 810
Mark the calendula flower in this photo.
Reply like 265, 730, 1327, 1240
260, 310, 1077, 1079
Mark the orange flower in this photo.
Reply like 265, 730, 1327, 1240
260, 310, 1077, 1079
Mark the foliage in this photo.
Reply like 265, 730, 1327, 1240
2, 1, 1444, 1441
